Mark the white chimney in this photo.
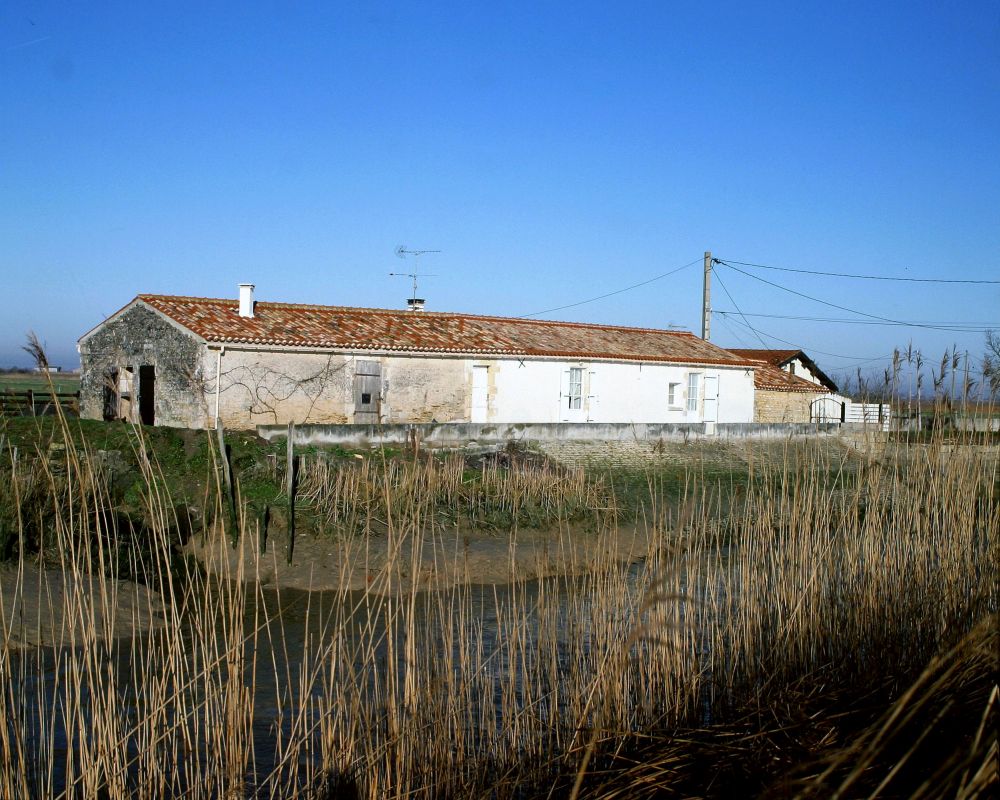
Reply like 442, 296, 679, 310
238, 283, 255, 318
407, 298, 425, 312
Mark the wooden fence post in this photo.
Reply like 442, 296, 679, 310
286, 421, 296, 565
216, 418, 238, 545
27, 389, 35, 417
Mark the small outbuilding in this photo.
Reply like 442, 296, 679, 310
728, 349, 839, 423
78, 285, 757, 430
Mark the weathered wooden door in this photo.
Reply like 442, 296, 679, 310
102, 368, 119, 421
354, 360, 382, 423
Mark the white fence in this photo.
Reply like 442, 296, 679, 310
811, 395, 892, 431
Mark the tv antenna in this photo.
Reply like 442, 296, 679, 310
390, 245, 440, 306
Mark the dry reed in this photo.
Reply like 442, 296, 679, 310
0, 414, 995, 798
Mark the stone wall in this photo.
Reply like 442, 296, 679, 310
381, 356, 467, 423
754, 389, 822, 423
257, 420, 842, 448
209, 348, 352, 429
208, 350, 467, 429
79, 304, 206, 428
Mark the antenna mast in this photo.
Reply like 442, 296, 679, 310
390, 245, 441, 309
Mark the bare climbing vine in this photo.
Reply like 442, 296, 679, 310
217, 354, 349, 424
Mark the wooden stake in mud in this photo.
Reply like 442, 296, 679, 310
286, 421, 296, 565
215, 418, 238, 545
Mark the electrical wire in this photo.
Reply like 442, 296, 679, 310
717, 258, 1000, 285
719, 312, 891, 364
519, 258, 701, 318
714, 310, 997, 333
711, 267, 771, 350
716, 313, 755, 349
714, 261, 993, 333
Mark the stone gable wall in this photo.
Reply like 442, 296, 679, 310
79, 304, 206, 428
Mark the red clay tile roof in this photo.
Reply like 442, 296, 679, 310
131, 295, 753, 367
728, 348, 802, 366
750, 360, 827, 393
728, 348, 838, 392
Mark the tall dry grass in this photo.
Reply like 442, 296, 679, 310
297, 450, 616, 533
0, 416, 996, 798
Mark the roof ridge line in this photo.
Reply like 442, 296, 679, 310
137, 294, 697, 337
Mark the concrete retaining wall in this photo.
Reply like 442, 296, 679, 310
257, 421, 842, 448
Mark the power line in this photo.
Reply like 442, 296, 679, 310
719, 311, 996, 381
714, 310, 997, 333
520, 258, 701, 318
717, 257, 1000, 285
712, 267, 771, 350
716, 313, 756, 349
714, 261, 992, 333
719, 312, 891, 364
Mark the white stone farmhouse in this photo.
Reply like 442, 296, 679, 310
78, 285, 757, 430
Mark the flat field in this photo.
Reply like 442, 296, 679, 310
0, 371, 80, 394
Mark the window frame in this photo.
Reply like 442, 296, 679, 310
686, 372, 700, 413
567, 367, 583, 410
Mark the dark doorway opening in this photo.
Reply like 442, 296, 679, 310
138, 365, 155, 425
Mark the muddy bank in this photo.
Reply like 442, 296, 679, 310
186, 521, 654, 595
0, 566, 166, 649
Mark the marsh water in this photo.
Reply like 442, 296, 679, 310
10, 571, 626, 796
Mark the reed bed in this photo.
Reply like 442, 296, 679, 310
297, 452, 616, 533
0, 416, 996, 798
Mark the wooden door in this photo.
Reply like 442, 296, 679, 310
354, 360, 382, 423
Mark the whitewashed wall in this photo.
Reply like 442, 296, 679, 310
786, 357, 825, 387
200, 348, 755, 429
472, 358, 754, 424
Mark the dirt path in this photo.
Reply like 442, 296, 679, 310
0, 566, 166, 649
186, 520, 654, 595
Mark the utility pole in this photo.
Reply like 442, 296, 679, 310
701, 251, 712, 340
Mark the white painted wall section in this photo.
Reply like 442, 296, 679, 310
786, 357, 824, 386
479, 358, 754, 424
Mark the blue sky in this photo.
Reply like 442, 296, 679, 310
2, 1, 998, 387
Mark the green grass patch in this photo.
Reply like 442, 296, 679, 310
0, 371, 80, 394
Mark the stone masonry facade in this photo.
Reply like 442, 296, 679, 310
754, 389, 820, 423
79, 305, 206, 428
